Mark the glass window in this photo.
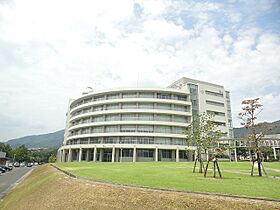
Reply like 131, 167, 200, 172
138, 103, 154, 109
106, 114, 120, 121
121, 114, 137, 120
138, 114, 153, 121
139, 92, 154, 98
206, 100, 224, 107
122, 103, 137, 109
120, 125, 136, 132
155, 114, 171, 122
122, 92, 137, 98
105, 125, 119, 132
107, 94, 119, 100
162, 150, 172, 158
205, 90, 224, 97
157, 93, 171, 99
155, 126, 171, 133
106, 104, 119, 110
92, 126, 103, 133
137, 125, 153, 133
156, 103, 171, 110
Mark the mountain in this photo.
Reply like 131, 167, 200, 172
3, 120, 279, 149
5, 129, 64, 149
233, 120, 280, 138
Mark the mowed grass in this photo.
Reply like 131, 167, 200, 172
56, 161, 280, 200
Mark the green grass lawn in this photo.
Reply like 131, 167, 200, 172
55, 161, 280, 200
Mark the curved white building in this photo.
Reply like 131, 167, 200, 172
57, 77, 233, 162
58, 87, 196, 162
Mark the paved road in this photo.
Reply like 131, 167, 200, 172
0, 167, 33, 199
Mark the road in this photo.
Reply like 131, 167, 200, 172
0, 167, 33, 199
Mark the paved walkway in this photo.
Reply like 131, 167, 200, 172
0, 167, 33, 199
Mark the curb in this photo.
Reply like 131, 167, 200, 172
0, 168, 34, 202
51, 164, 280, 203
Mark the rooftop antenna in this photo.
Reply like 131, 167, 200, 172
137, 72, 139, 88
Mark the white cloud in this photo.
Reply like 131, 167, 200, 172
0, 0, 279, 140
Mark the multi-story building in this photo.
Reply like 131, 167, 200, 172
169, 77, 233, 139
57, 77, 233, 162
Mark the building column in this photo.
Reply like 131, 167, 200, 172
112, 146, 115, 162
228, 149, 231, 162
99, 148, 103, 162
93, 146, 97, 162
155, 147, 158, 162
273, 147, 277, 160
78, 148, 82, 162
116, 148, 119, 162
171, 150, 175, 161
206, 150, 209, 161
68, 148, 72, 162
86, 149, 90, 161
133, 146, 137, 162
62, 149, 66, 162
234, 148, 237, 162
176, 147, 179, 162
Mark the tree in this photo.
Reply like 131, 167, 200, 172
0, 143, 13, 158
238, 98, 273, 176
186, 113, 223, 174
48, 154, 56, 163
13, 145, 31, 163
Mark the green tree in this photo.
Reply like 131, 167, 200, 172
48, 154, 56, 163
0, 143, 13, 158
14, 145, 31, 163
186, 112, 222, 173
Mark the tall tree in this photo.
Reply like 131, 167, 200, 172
186, 112, 222, 174
13, 145, 31, 163
238, 98, 272, 176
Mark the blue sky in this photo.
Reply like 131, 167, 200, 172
0, 0, 279, 140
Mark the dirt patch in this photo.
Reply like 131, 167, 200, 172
1, 165, 279, 210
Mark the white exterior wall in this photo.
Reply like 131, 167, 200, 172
168, 77, 233, 138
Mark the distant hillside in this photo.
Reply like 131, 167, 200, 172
233, 120, 280, 138
6, 129, 64, 149
3, 120, 280, 149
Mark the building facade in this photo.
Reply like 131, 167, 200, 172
57, 77, 233, 162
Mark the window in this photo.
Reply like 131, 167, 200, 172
93, 105, 103, 111
172, 127, 185, 134
155, 126, 171, 133
122, 114, 137, 120
120, 125, 136, 132
162, 150, 172, 158
137, 125, 153, 133
155, 114, 171, 122
122, 103, 137, 109
173, 116, 187, 123
92, 126, 103, 133
92, 116, 104, 122
205, 90, 224, 97
139, 92, 154, 98
122, 149, 133, 157
206, 100, 224, 107
106, 104, 119, 110
107, 94, 119, 100
94, 95, 104, 101
173, 104, 188, 112
157, 93, 171, 99
213, 121, 226, 126
207, 110, 225, 117
105, 125, 119, 132
156, 103, 171, 110
155, 137, 171, 145
138, 103, 154, 109
122, 92, 136, 98
138, 114, 153, 121
137, 149, 154, 157
106, 114, 120, 121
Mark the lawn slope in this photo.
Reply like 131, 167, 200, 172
56, 162, 280, 200
1, 164, 279, 210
